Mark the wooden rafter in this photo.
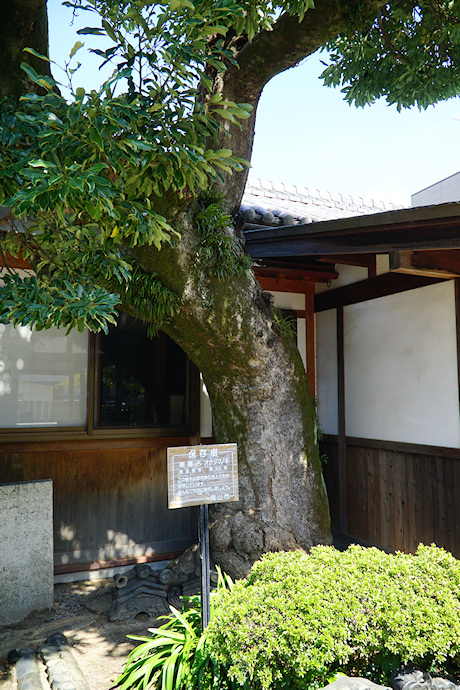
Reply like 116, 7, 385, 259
314, 273, 445, 313
390, 249, 460, 278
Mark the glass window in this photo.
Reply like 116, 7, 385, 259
95, 315, 189, 428
0, 323, 88, 428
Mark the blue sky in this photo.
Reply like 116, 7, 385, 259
47, 0, 460, 206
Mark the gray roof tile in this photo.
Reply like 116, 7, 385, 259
242, 177, 406, 227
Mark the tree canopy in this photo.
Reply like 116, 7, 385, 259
1, 0, 460, 331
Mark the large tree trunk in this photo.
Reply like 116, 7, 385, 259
131, 216, 331, 579
0, 0, 51, 100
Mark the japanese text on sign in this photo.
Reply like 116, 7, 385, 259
167, 443, 238, 509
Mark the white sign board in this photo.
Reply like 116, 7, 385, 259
167, 443, 238, 509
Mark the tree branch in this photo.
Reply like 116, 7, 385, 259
226, 0, 385, 103
209, 0, 386, 210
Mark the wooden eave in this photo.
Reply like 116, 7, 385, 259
244, 203, 460, 258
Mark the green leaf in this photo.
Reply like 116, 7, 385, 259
69, 40, 84, 59
76, 27, 104, 36
102, 19, 118, 42
20, 61, 41, 84
213, 148, 232, 158
89, 128, 104, 150
29, 159, 57, 168
23, 47, 51, 63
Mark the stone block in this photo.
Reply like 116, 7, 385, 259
0, 480, 53, 625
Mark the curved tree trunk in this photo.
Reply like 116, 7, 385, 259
131, 218, 331, 579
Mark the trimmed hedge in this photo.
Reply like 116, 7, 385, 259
204, 545, 460, 690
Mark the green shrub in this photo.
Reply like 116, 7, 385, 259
204, 545, 460, 690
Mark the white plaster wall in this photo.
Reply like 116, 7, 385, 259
376, 254, 389, 275
296, 318, 307, 370
270, 291, 305, 311
344, 281, 460, 447
316, 309, 338, 434
316, 265, 368, 293
270, 291, 307, 368
200, 375, 213, 438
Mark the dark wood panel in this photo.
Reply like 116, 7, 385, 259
320, 441, 339, 531
326, 435, 460, 460
321, 438, 460, 559
0, 439, 198, 570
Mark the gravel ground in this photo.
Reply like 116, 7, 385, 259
0, 580, 160, 689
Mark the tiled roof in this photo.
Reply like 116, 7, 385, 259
242, 178, 406, 227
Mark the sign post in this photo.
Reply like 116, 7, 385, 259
199, 503, 210, 628
167, 443, 238, 631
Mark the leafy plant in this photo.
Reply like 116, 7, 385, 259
194, 191, 252, 282
114, 569, 234, 690
0, 0, 253, 334
115, 605, 200, 690
272, 308, 297, 342
205, 545, 460, 690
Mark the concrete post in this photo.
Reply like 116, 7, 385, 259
0, 480, 53, 625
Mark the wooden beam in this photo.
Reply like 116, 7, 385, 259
247, 234, 460, 259
390, 250, 460, 278
255, 258, 337, 276
317, 254, 377, 268
315, 273, 445, 313
456, 280, 460, 415
337, 307, 347, 534
257, 275, 320, 294
305, 287, 315, 397
255, 265, 337, 283
368, 256, 377, 279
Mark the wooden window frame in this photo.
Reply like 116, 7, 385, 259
0, 329, 199, 442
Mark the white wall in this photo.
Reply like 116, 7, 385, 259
315, 265, 366, 436
200, 375, 213, 438
316, 309, 338, 435
269, 291, 307, 368
316, 265, 368, 293
412, 171, 460, 207
344, 281, 460, 447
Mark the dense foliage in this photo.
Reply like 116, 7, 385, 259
204, 545, 460, 690
0, 0, 254, 332
2, 0, 460, 330
323, 0, 460, 110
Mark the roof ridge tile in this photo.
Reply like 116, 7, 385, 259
245, 176, 405, 212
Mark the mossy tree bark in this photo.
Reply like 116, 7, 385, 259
132, 223, 331, 577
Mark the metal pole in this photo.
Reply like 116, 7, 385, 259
199, 503, 211, 630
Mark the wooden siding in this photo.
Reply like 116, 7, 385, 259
0, 437, 198, 570
321, 436, 460, 557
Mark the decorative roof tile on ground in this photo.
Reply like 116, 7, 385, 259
241, 178, 406, 227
